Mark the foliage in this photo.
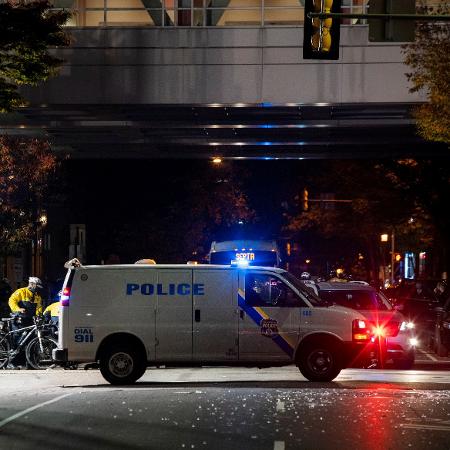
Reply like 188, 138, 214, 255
0, 136, 58, 252
403, 2, 450, 144
283, 160, 436, 280
85, 161, 256, 264
157, 163, 256, 262
0, 0, 70, 112
377, 158, 450, 274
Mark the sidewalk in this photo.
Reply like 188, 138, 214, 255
413, 347, 450, 370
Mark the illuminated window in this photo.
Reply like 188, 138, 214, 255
50, 1, 437, 28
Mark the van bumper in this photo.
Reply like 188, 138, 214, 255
52, 348, 68, 362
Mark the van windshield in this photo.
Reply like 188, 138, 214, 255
282, 272, 325, 307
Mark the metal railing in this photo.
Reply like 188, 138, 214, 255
47, 0, 371, 27
6, 1, 443, 27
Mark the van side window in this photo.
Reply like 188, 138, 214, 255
246, 274, 306, 307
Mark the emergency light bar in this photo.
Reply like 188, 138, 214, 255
60, 287, 71, 306
231, 259, 250, 267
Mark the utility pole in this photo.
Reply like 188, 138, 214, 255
391, 229, 395, 286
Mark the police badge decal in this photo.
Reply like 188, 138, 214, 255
260, 318, 279, 338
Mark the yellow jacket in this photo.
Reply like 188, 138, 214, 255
8, 287, 43, 316
43, 302, 60, 317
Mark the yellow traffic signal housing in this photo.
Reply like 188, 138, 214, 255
303, 0, 341, 60
302, 188, 309, 211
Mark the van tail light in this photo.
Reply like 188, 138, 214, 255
370, 321, 400, 338
352, 319, 372, 342
60, 287, 71, 306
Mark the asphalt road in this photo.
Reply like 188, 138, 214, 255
1, 357, 450, 450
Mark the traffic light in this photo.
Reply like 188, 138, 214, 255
302, 188, 309, 211
303, 0, 341, 60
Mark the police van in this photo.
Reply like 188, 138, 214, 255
53, 260, 376, 384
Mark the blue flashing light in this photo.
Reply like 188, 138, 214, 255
60, 287, 71, 306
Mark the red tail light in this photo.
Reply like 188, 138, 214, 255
60, 287, 71, 306
370, 321, 400, 338
352, 319, 372, 342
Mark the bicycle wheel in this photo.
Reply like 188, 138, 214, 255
0, 334, 11, 369
25, 336, 57, 370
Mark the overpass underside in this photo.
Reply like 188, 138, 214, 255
6, 102, 448, 159
2, 25, 448, 159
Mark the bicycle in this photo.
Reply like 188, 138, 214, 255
0, 315, 57, 370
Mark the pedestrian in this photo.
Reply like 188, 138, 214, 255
409, 281, 433, 300
434, 280, 450, 316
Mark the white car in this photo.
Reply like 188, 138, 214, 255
316, 282, 417, 369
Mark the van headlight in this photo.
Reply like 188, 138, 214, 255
400, 321, 415, 331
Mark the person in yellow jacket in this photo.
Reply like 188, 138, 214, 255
43, 301, 60, 326
8, 276, 43, 318
7, 277, 44, 368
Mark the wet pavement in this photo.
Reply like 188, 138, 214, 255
1, 363, 450, 450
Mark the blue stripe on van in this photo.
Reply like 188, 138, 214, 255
237, 290, 294, 359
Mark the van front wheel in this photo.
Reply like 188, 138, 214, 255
297, 341, 342, 382
100, 345, 146, 385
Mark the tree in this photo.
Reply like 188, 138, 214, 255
0, 136, 58, 252
0, 0, 70, 112
78, 160, 256, 264
377, 158, 450, 277
403, 2, 450, 144
283, 160, 435, 281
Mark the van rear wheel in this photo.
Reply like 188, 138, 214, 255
297, 341, 342, 382
100, 345, 146, 385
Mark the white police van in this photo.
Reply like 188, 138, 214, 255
53, 261, 375, 384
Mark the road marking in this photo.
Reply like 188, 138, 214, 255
417, 348, 438, 362
0, 393, 72, 429
274, 441, 285, 450
400, 424, 450, 432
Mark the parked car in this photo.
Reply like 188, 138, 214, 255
384, 280, 442, 338
315, 281, 417, 369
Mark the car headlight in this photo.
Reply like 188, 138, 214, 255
400, 321, 415, 331
409, 337, 419, 347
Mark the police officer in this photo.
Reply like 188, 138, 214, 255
7, 277, 44, 368
43, 300, 60, 326
8, 276, 44, 319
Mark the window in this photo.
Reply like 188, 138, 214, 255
245, 273, 306, 308
319, 289, 389, 310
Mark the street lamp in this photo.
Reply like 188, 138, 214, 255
380, 231, 395, 286
34, 210, 47, 277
